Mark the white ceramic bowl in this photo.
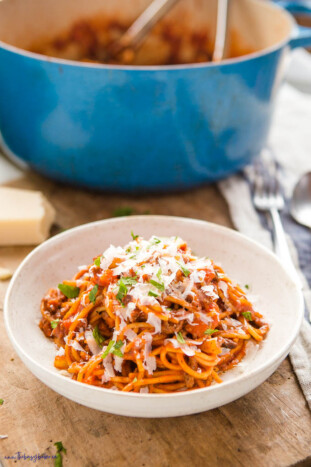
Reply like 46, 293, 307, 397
4, 216, 303, 417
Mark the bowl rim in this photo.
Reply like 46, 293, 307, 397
4, 215, 304, 399
0, 0, 295, 71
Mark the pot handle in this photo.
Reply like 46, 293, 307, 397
277, 1, 311, 48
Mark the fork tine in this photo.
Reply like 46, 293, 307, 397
252, 149, 284, 211
255, 156, 270, 205
261, 150, 274, 201
253, 158, 264, 199
251, 152, 301, 288
267, 158, 276, 200
272, 161, 279, 199
264, 149, 284, 203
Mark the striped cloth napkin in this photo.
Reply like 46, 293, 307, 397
219, 81, 311, 410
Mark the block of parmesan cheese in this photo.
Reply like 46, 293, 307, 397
0, 187, 56, 246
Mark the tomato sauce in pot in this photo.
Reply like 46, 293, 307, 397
29, 15, 253, 66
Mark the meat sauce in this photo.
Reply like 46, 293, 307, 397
30, 16, 253, 66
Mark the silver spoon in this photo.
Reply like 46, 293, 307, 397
213, 0, 230, 62
291, 171, 311, 229
110, 0, 180, 58
111, 0, 229, 62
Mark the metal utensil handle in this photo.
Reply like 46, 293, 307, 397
118, 0, 180, 50
270, 207, 302, 288
213, 0, 229, 62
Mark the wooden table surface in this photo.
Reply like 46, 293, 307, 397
1, 171, 311, 467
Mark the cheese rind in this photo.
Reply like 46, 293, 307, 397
0, 187, 56, 246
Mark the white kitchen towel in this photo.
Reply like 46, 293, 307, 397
219, 83, 311, 410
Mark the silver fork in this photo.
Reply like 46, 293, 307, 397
252, 151, 301, 287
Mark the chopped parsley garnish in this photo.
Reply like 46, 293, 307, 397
89, 284, 98, 304
51, 320, 59, 329
148, 291, 159, 297
151, 237, 161, 245
54, 441, 66, 467
102, 339, 114, 358
92, 325, 105, 347
141, 264, 146, 269
58, 283, 80, 299
149, 279, 165, 292
115, 276, 137, 302
204, 329, 217, 335
122, 276, 137, 287
102, 340, 124, 359
242, 311, 252, 321
131, 231, 139, 240
178, 263, 190, 277
0, 399, 3, 405
176, 332, 185, 344
94, 256, 101, 267
54, 441, 66, 453
113, 206, 134, 217
116, 279, 128, 304
156, 268, 162, 280
112, 340, 124, 357
125, 247, 131, 253
245, 284, 250, 289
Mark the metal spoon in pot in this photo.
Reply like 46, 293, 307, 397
291, 171, 311, 229
109, 0, 229, 62
109, 0, 180, 60
213, 0, 230, 62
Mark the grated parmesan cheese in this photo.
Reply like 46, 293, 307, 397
124, 328, 137, 342
114, 355, 123, 373
146, 312, 162, 334
85, 330, 102, 355
102, 353, 115, 382
56, 346, 65, 356
165, 338, 197, 357
143, 333, 157, 374
201, 285, 219, 300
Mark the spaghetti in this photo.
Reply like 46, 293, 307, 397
39, 234, 269, 393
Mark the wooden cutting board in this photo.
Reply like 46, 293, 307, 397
1, 171, 311, 467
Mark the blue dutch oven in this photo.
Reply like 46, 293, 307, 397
0, 0, 311, 192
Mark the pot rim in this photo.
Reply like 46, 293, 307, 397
0, 1, 296, 71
